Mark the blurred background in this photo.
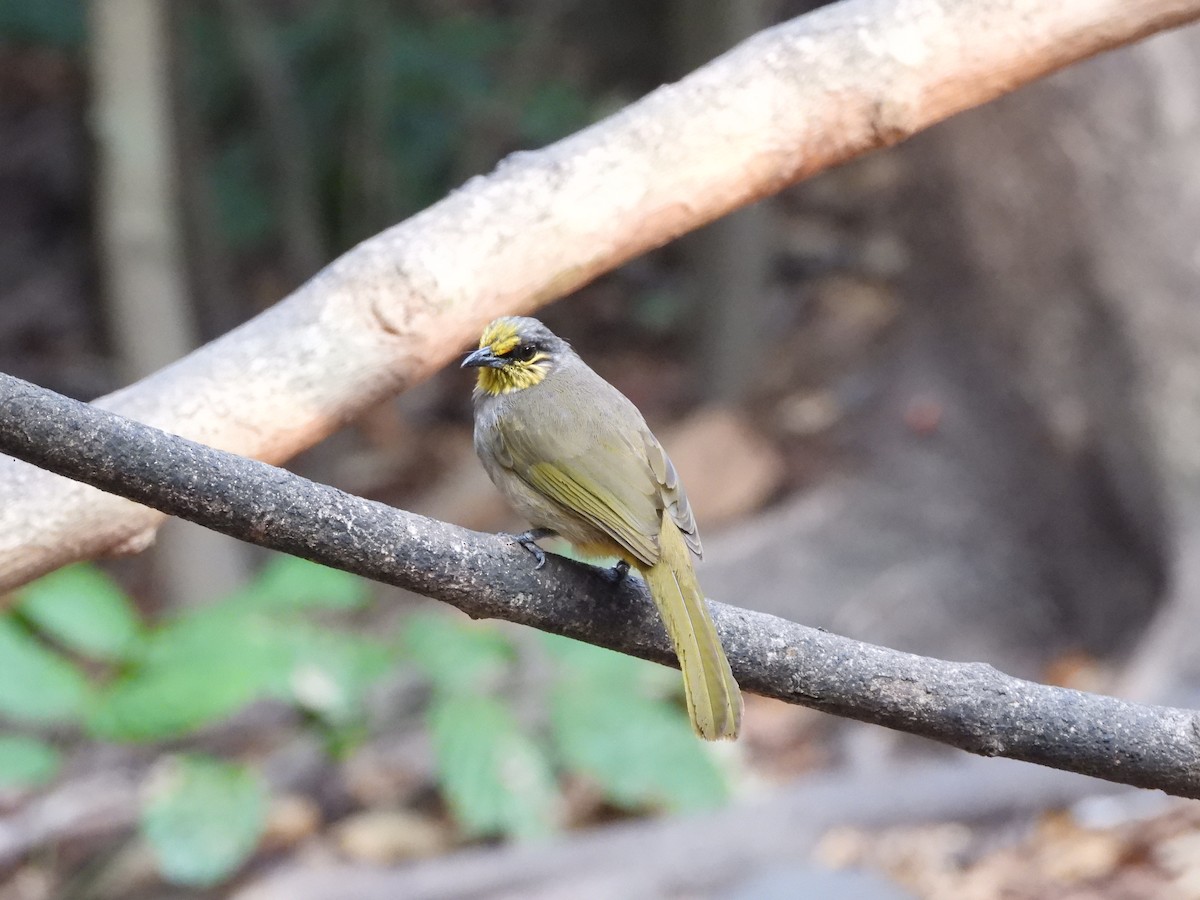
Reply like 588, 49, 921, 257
3, 0, 1200, 897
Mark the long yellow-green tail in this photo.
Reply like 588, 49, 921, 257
641, 519, 743, 740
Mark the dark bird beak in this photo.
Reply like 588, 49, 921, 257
461, 347, 505, 369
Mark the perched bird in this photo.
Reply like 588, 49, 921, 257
462, 316, 743, 740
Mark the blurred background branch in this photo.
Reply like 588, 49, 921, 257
87, 0, 250, 606
671, 0, 771, 403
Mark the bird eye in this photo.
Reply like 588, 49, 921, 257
513, 344, 538, 362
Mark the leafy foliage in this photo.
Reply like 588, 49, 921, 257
0, 559, 731, 886
90, 560, 389, 741
402, 610, 515, 694
2, 557, 393, 886
141, 755, 266, 887
0, 617, 91, 724
87, 646, 267, 743
229, 553, 371, 611
431, 695, 558, 840
0, 735, 61, 788
173, 3, 594, 256
19, 564, 145, 661
547, 636, 730, 813
401, 613, 730, 841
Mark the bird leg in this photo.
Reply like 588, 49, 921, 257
505, 528, 554, 569
605, 560, 631, 584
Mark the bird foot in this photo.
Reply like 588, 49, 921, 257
604, 560, 631, 584
505, 528, 554, 569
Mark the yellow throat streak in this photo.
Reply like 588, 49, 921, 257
475, 359, 549, 395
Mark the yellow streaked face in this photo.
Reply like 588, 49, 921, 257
479, 319, 522, 357
463, 318, 554, 395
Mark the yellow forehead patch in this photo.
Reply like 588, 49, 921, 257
479, 318, 521, 356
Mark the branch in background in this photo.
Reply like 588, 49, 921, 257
3, 372, 1199, 798
87, 0, 195, 378
87, 0, 250, 605
671, 0, 771, 402
218, 0, 327, 283
1, 0, 1195, 592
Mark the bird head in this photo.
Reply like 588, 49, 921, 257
462, 317, 568, 395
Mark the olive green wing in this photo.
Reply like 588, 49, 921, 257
492, 414, 663, 566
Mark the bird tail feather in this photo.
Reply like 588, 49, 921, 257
643, 519, 743, 740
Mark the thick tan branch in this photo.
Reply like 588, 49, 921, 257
1, 0, 1197, 591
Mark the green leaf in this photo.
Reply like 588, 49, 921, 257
550, 681, 728, 814
540, 633, 677, 695
89, 605, 280, 740
542, 635, 725, 812
229, 557, 370, 612
87, 657, 265, 742
401, 613, 515, 695
430, 695, 558, 840
19, 564, 145, 661
141, 755, 266, 887
0, 736, 61, 788
138, 603, 259, 670
90, 605, 395, 740
273, 625, 394, 723
0, 617, 90, 724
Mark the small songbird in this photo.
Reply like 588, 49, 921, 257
462, 316, 743, 740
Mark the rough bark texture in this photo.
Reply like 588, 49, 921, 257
0, 0, 1196, 591
3, 373, 1200, 797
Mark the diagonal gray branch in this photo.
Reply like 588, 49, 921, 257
1, 371, 1199, 797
